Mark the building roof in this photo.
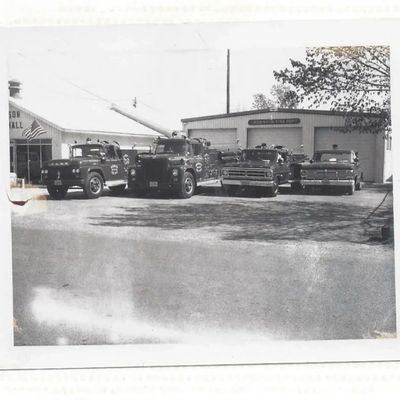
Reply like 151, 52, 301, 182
181, 107, 382, 123
8, 82, 162, 138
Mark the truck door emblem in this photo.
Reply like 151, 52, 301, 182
111, 164, 119, 175
122, 154, 130, 166
195, 162, 203, 172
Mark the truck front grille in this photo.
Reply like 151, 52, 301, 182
141, 158, 169, 181
224, 168, 266, 180
317, 170, 337, 179
47, 166, 75, 180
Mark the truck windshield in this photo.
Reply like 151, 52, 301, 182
315, 152, 352, 163
71, 145, 104, 158
155, 141, 190, 155
242, 150, 278, 162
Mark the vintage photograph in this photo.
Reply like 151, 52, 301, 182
6, 25, 395, 352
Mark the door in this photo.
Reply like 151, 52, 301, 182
189, 142, 206, 182
10, 142, 15, 173
188, 129, 237, 150
103, 146, 126, 183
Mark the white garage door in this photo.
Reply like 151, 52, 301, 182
188, 129, 237, 149
314, 128, 376, 181
247, 128, 302, 151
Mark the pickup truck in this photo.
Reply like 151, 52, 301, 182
300, 149, 362, 195
220, 146, 292, 197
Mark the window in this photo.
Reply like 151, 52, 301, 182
105, 145, 117, 159
316, 152, 352, 163
193, 143, 202, 156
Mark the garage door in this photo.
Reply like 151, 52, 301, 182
188, 129, 237, 149
314, 128, 376, 181
247, 128, 302, 151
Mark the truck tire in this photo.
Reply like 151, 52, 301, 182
355, 177, 362, 191
47, 185, 69, 200
346, 182, 355, 195
265, 178, 279, 197
109, 184, 126, 194
178, 171, 195, 199
84, 172, 104, 199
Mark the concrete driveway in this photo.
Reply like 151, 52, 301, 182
11, 185, 395, 345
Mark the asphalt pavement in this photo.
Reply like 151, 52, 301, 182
11, 185, 395, 345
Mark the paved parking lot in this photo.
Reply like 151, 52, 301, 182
11, 185, 395, 345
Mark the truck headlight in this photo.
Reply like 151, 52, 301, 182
172, 168, 179, 177
300, 170, 306, 178
222, 169, 228, 176
265, 169, 273, 178
72, 168, 80, 174
130, 168, 136, 176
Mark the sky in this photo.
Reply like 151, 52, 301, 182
6, 25, 306, 132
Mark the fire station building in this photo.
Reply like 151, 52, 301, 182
8, 80, 158, 183
182, 109, 392, 183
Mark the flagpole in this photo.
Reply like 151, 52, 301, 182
27, 139, 31, 184
39, 139, 42, 169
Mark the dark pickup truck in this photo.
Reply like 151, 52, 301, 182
220, 147, 292, 197
300, 149, 362, 195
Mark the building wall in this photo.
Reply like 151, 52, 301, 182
182, 110, 389, 183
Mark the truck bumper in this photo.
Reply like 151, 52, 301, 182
221, 178, 274, 187
129, 180, 180, 192
43, 178, 85, 187
301, 179, 354, 186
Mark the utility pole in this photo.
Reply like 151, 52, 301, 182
226, 49, 230, 114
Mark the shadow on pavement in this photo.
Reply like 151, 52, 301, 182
89, 195, 393, 245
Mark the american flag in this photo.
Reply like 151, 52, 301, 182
22, 119, 46, 141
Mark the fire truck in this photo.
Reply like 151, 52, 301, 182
128, 136, 232, 198
109, 105, 239, 198
41, 142, 142, 199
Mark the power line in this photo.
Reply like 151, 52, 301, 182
16, 52, 122, 105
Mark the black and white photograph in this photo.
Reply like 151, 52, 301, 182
1, 20, 399, 368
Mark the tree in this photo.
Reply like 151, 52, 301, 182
273, 46, 391, 135
252, 83, 299, 110
252, 93, 276, 110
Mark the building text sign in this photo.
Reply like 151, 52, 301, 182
248, 118, 301, 126
9, 110, 23, 129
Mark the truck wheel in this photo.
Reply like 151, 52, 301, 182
47, 185, 69, 200
109, 184, 126, 194
178, 172, 195, 199
265, 178, 279, 197
346, 182, 355, 195
84, 172, 104, 199
355, 178, 362, 191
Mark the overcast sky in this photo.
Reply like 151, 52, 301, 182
6, 25, 306, 131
